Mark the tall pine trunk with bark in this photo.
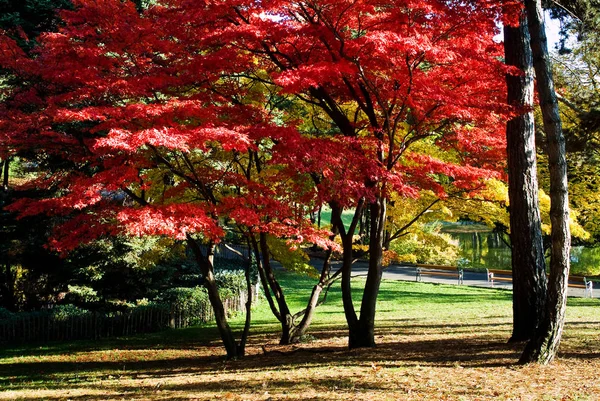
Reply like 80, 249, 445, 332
503, 11, 548, 343
520, 0, 571, 364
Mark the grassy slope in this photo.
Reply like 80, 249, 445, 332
1, 273, 599, 400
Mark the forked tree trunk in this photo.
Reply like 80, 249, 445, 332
288, 248, 336, 343
350, 197, 386, 349
503, 10, 548, 343
187, 237, 242, 359
520, 0, 571, 365
253, 232, 336, 345
256, 233, 295, 344
332, 203, 360, 344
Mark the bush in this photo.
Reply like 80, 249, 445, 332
0, 307, 15, 321
154, 287, 212, 326
389, 224, 460, 266
155, 287, 209, 309
50, 304, 91, 321
215, 270, 246, 294
65, 285, 100, 305
216, 257, 258, 285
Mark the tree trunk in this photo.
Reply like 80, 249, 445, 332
288, 248, 336, 343
332, 204, 360, 343
1, 158, 8, 191
250, 237, 279, 318
238, 243, 253, 356
350, 197, 386, 349
1, 262, 16, 311
257, 232, 296, 345
251, 227, 337, 344
504, 10, 548, 343
186, 237, 242, 359
520, 0, 571, 365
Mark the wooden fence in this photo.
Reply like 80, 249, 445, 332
0, 292, 248, 344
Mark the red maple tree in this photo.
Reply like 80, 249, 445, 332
221, 0, 517, 347
0, 0, 519, 354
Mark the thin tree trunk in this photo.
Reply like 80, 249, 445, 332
504, 10, 547, 343
1, 158, 8, 191
351, 197, 386, 349
258, 232, 294, 345
250, 223, 338, 344
317, 205, 322, 228
1, 262, 16, 311
332, 203, 360, 342
186, 236, 241, 359
238, 249, 253, 356
520, 0, 571, 365
250, 235, 280, 320
288, 248, 336, 343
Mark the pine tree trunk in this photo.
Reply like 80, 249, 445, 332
520, 0, 571, 364
503, 10, 547, 343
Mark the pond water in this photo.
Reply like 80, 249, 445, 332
445, 226, 600, 277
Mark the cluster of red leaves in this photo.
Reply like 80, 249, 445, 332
0, 0, 519, 253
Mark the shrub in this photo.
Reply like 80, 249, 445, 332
50, 304, 91, 321
390, 224, 460, 266
215, 270, 246, 294
65, 285, 100, 304
0, 307, 15, 321
155, 287, 209, 310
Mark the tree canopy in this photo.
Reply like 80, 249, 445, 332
0, 0, 566, 357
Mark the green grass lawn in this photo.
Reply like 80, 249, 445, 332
317, 206, 356, 229
1, 274, 599, 400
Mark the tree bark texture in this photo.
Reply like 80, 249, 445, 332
520, 0, 571, 365
503, 11, 548, 343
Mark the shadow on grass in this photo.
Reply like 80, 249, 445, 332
0, 277, 596, 398
0, 323, 238, 358
0, 330, 525, 392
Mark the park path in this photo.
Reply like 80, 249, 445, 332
312, 259, 597, 299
